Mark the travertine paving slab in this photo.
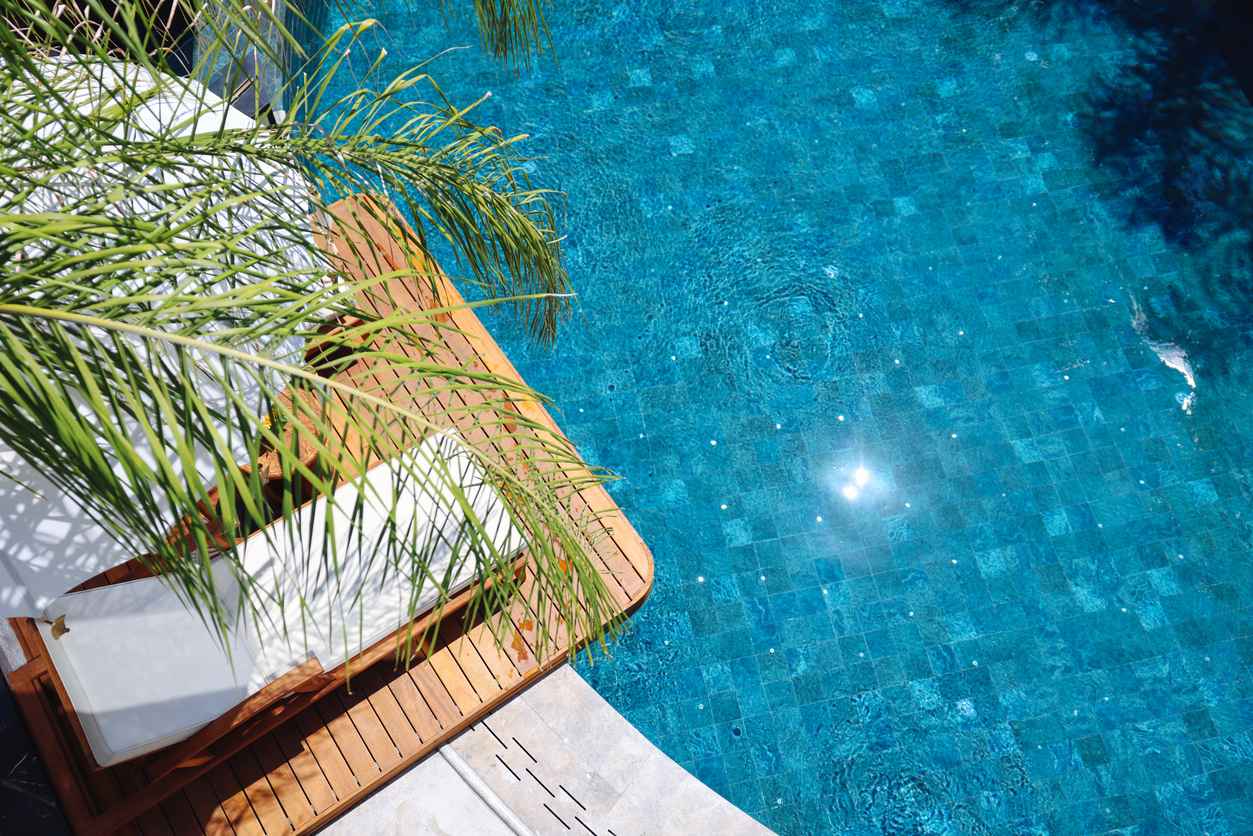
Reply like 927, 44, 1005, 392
321, 753, 517, 836
451, 665, 771, 836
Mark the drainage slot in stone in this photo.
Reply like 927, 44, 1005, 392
527, 767, 556, 798
495, 754, 520, 781
576, 815, 598, 835
561, 784, 587, 811
513, 736, 538, 763
484, 721, 508, 749
544, 803, 571, 830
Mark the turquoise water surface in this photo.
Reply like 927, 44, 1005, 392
314, 1, 1253, 832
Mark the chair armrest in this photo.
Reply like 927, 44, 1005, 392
143, 656, 331, 781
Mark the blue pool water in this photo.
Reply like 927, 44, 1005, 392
316, 1, 1253, 832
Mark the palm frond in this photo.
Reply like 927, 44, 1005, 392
0, 0, 617, 668
466, 0, 551, 66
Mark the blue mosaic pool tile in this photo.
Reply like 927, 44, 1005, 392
310, 0, 1253, 832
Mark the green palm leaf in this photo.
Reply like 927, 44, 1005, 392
0, 0, 618, 669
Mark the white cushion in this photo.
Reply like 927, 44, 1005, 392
40, 431, 525, 766
241, 430, 527, 682
39, 560, 257, 765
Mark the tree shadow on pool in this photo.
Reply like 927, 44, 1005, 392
943, 0, 1253, 384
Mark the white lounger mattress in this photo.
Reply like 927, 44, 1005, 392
38, 431, 526, 767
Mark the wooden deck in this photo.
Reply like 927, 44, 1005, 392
4, 195, 653, 835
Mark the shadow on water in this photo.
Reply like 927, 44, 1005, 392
945, 0, 1253, 382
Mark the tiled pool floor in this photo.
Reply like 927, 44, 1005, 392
331, 1, 1250, 833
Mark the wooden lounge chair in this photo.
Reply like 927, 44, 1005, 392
39, 429, 525, 768
4, 195, 653, 836
12, 430, 527, 833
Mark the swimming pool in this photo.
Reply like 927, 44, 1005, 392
317, 1, 1253, 832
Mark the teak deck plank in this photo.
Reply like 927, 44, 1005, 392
228, 750, 291, 836
247, 735, 315, 831
426, 647, 482, 715
337, 688, 403, 775
449, 632, 505, 702
291, 710, 356, 804
113, 769, 171, 836
353, 666, 422, 760
467, 616, 527, 689
179, 783, 230, 836
158, 794, 208, 836
312, 699, 378, 787
385, 671, 441, 745
203, 764, 260, 836
4, 194, 652, 835
269, 724, 335, 818
408, 661, 462, 730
